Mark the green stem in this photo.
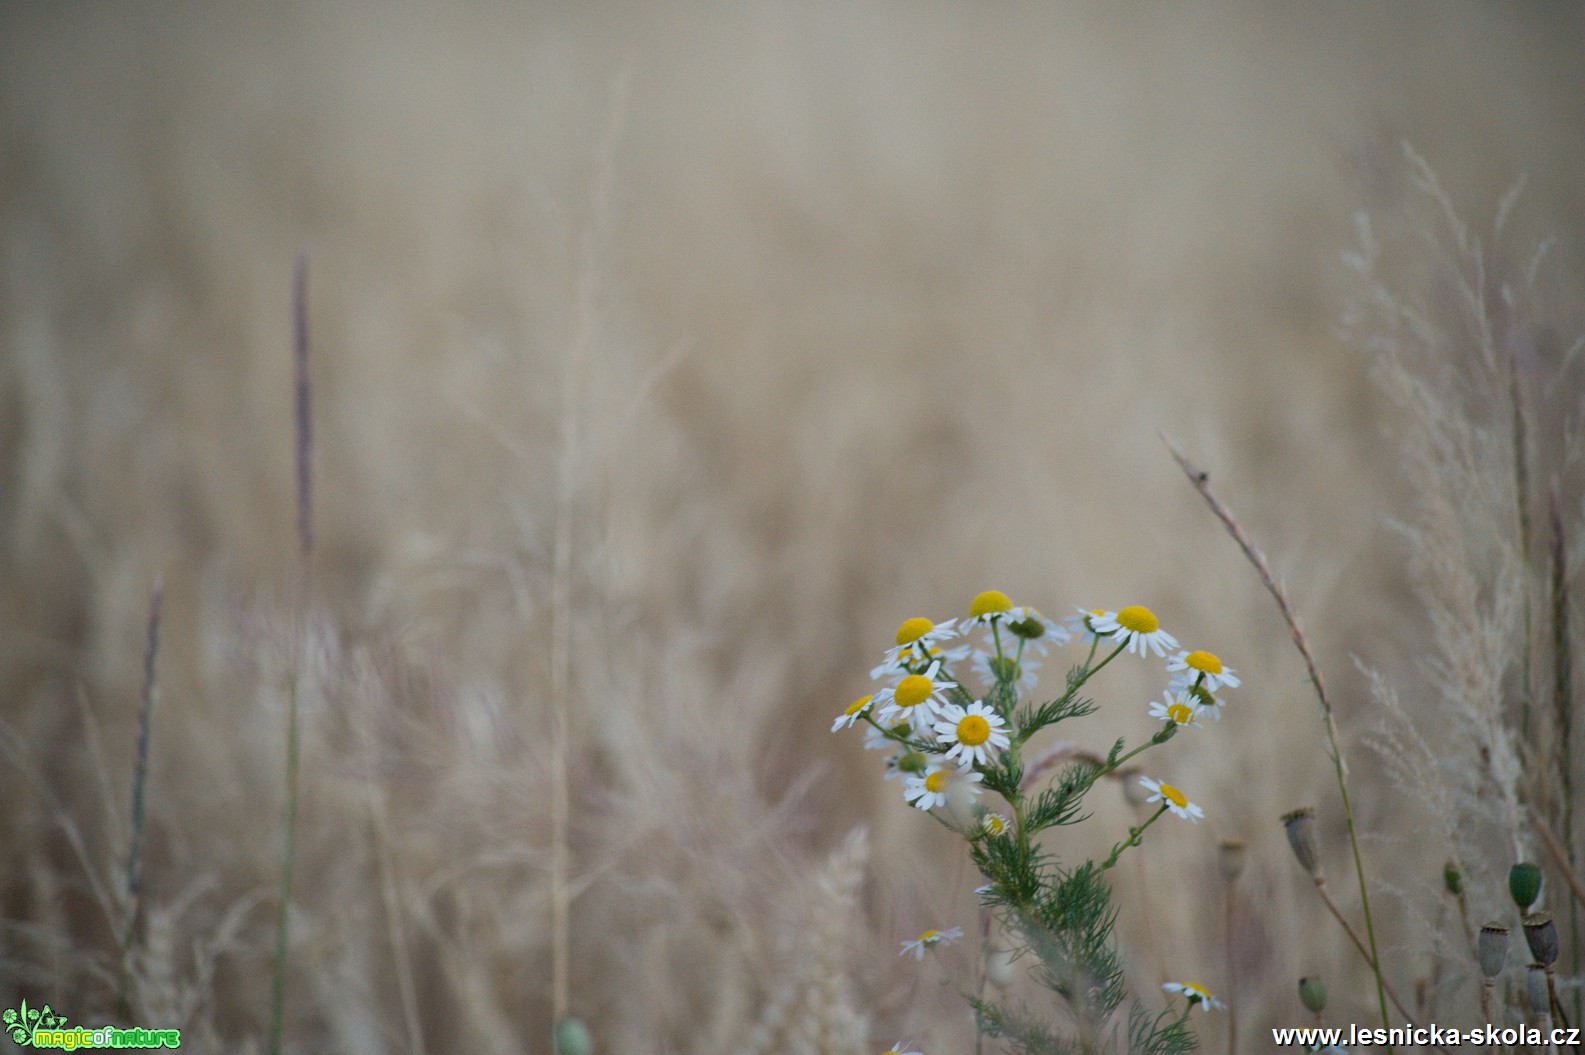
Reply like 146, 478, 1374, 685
1101, 805, 1167, 870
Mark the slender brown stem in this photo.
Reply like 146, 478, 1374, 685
1164, 433, 1394, 1041
1528, 804, 1585, 911
1224, 879, 1238, 1055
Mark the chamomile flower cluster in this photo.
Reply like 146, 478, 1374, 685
834, 590, 1238, 1054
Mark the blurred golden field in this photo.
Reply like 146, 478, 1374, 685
3, 3, 1584, 1052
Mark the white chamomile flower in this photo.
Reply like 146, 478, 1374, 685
1148, 689, 1205, 728
879, 1043, 923, 1055
965, 589, 1015, 626
899, 926, 963, 959
832, 694, 874, 732
1139, 776, 1205, 822
870, 640, 964, 680
1090, 605, 1178, 658
1162, 981, 1225, 1011
1002, 605, 1071, 658
903, 758, 982, 810
932, 701, 1011, 768
1065, 607, 1110, 643
874, 660, 958, 724
972, 647, 1041, 693
981, 811, 1011, 837
1180, 681, 1226, 721
885, 616, 960, 659
1167, 649, 1240, 692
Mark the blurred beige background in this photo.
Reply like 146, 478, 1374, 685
3, 3, 1582, 1052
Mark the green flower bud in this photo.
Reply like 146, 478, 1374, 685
1443, 861, 1463, 896
554, 1018, 593, 1055
987, 655, 1020, 684
1298, 976, 1328, 1014
1510, 863, 1543, 912
1008, 617, 1046, 641
897, 751, 928, 776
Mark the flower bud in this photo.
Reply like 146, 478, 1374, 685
1008, 616, 1046, 641
1523, 911, 1559, 967
1477, 922, 1510, 981
1298, 976, 1327, 1014
1526, 963, 1551, 1017
987, 655, 1019, 684
1281, 808, 1322, 879
1218, 838, 1247, 880
554, 1017, 593, 1055
1443, 860, 1463, 896
1510, 862, 1543, 912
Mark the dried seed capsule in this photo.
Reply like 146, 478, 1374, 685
1477, 922, 1510, 981
1523, 911, 1559, 967
1218, 838, 1247, 881
1281, 808, 1322, 879
1526, 963, 1551, 1017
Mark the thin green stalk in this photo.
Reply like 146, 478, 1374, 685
1164, 435, 1394, 1045
1101, 804, 1167, 869
116, 582, 163, 1018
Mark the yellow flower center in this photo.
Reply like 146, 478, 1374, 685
918, 929, 941, 942
894, 675, 932, 708
1185, 649, 1223, 674
956, 714, 992, 746
984, 815, 1006, 835
845, 694, 873, 716
924, 771, 951, 793
970, 590, 1012, 617
1167, 702, 1194, 724
1117, 605, 1159, 633
1160, 783, 1188, 809
896, 617, 934, 645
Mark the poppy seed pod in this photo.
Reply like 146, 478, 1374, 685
1523, 911, 1559, 967
1298, 976, 1327, 1014
1509, 863, 1543, 913
1218, 838, 1247, 880
1281, 808, 1322, 879
1526, 963, 1551, 1017
1477, 923, 1509, 981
